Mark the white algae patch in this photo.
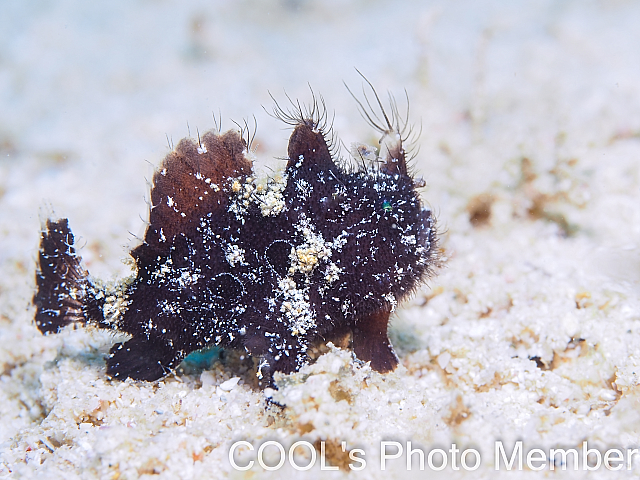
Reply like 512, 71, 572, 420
3, 1, 640, 479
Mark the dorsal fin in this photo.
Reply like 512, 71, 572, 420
137, 129, 252, 256
286, 121, 335, 172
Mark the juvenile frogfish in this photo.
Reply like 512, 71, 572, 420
33, 85, 439, 385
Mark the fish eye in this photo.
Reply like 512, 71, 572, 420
382, 199, 393, 213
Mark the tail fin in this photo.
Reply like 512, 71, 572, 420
34, 218, 106, 334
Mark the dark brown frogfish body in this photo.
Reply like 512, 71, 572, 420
33, 88, 439, 385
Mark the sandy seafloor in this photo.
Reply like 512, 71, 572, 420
2, 0, 640, 478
